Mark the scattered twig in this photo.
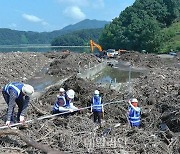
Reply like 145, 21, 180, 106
30, 101, 47, 115
1, 147, 23, 152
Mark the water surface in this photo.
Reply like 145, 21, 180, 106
0, 44, 89, 53
94, 67, 142, 84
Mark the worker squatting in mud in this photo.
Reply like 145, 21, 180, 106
52, 88, 78, 114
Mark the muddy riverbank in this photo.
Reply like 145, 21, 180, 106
0, 51, 180, 154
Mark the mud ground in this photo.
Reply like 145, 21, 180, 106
0, 51, 180, 154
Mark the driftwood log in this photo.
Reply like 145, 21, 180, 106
0, 129, 66, 154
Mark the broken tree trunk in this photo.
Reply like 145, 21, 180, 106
0, 129, 66, 154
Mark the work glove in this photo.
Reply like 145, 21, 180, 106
69, 109, 74, 112
20, 116, 25, 124
6, 121, 11, 126
77, 107, 82, 113
102, 104, 104, 112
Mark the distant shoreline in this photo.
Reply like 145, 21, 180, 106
0, 45, 90, 52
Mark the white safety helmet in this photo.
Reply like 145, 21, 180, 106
59, 88, 65, 92
131, 98, 138, 103
66, 89, 75, 99
22, 84, 34, 96
94, 90, 99, 95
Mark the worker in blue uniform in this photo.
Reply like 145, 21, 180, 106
128, 98, 141, 127
2, 82, 34, 126
91, 90, 103, 127
52, 88, 78, 114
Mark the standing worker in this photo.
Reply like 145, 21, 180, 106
91, 90, 103, 127
2, 82, 34, 126
128, 98, 141, 127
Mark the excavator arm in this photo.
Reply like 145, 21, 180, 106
90, 40, 103, 52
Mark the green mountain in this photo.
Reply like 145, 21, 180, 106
61, 19, 109, 32
0, 19, 109, 45
51, 28, 103, 46
99, 0, 180, 53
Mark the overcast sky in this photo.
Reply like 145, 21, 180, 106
0, 0, 135, 32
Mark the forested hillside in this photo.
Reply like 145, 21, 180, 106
0, 19, 108, 45
0, 29, 63, 45
99, 0, 180, 53
159, 22, 180, 52
51, 28, 102, 46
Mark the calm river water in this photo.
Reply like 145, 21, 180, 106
0, 44, 89, 53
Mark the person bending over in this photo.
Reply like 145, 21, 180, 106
2, 82, 34, 126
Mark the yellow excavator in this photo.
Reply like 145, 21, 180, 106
89, 40, 106, 58
90, 40, 103, 52
90, 39, 126, 58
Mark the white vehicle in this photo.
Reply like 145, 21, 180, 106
106, 49, 119, 58
169, 52, 177, 56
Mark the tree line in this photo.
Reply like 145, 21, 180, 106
51, 29, 102, 46
0, 28, 65, 45
99, 0, 180, 53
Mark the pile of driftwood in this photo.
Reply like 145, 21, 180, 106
0, 52, 179, 153
0, 95, 180, 154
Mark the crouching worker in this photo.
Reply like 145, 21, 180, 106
91, 90, 103, 127
52, 88, 78, 114
65, 89, 78, 111
128, 98, 141, 127
52, 88, 70, 114
2, 82, 34, 126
